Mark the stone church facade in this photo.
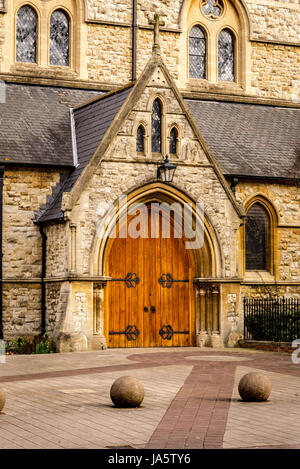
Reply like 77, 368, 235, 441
0, 0, 299, 351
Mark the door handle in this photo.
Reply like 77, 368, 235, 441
144, 306, 149, 312
150, 306, 156, 313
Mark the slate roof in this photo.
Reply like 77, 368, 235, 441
0, 83, 102, 166
185, 99, 300, 180
1, 82, 298, 224
36, 85, 133, 223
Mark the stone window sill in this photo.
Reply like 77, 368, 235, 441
151, 152, 163, 160
11, 63, 78, 79
0, 0, 6, 13
187, 79, 244, 95
244, 271, 275, 283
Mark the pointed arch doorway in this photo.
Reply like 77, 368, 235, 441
104, 202, 196, 348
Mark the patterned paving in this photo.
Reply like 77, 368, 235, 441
223, 366, 300, 449
146, 362, 235, 449
0, 365, 192, 449
0, 348, 299, 449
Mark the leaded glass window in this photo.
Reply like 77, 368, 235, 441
245, 204, 269, 271
50, 9, 70, 66
201, 0, 224, 19
169, 127, 178, 155
218, 29, 235, 82
152, 99, 162, 153
189, 26, 206, 79
137, 125, 145, 153
16, 5, 37, 63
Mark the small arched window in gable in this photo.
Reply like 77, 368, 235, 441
152, 98, 162, 153
136, 125, 145, 153
189, 26, 206, 79
245, 203, 270, 271
50, 9, 70, 66
169, 127, 178, 155
218, 29, 235, 82
16, 5, 37, 63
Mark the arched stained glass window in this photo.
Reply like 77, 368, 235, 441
152, 99, 162, 153
136, 125, 145, 153
16, 5, 37, 63
50, 9, 70, 66
245, 204, 269, 271
189, 26, 206, 79
218, 29, 235, 82
169, 127, 178, 155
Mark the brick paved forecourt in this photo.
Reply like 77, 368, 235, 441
0, 348, 299, 449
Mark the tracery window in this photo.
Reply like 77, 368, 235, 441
50, 9, 70, 66
136, 125, 145, 153
245, 203, 269, 271
218, 28, 235, 82
16, 5, 37, 63
189, 26, 206, 79
169, 127, 178, 155
152, 99, 162, 153
201, 0, 224, 19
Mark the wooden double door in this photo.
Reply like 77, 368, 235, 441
105, 204, 195, 347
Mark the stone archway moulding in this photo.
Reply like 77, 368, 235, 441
90, 182, 225, 280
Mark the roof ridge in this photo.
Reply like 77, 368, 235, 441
183, 95, 300, 110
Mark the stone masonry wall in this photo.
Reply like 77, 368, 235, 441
3, 284, 41, 336
87, 25, 132, 84
241, 284, 300, 298
251, 43, 300, 100
86, 0, 182, 28
278, 229, 300, 282
86, 0, 132, 23
1, 1, 300, 100
46, 283, 61, 334
39, 63, 299, 349
136, 30, 180, 81
0, 13, 4, 68
84, 0, 300, 99
236, 181, 300, 283
3, 169, 62, 279
87, 26, 180, 84
67, 76, 240, 282
46, 282, 70, 335
248, 3, 300, 43
85, 0, 300, 40
45, 224, 68, 278
2, 168, 63, 337
235, 181, 300, 226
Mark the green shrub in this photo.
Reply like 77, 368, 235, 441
5, 335, 56, 355
245, 311, 300, 342
35, 341, 50, 354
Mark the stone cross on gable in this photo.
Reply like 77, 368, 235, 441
149, 14, 165, 52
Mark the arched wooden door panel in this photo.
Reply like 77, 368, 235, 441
105, 204, 195, 347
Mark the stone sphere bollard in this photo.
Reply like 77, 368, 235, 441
238, 372, 271, 402
110, 376, 144, 408
0, 387, 6, 412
